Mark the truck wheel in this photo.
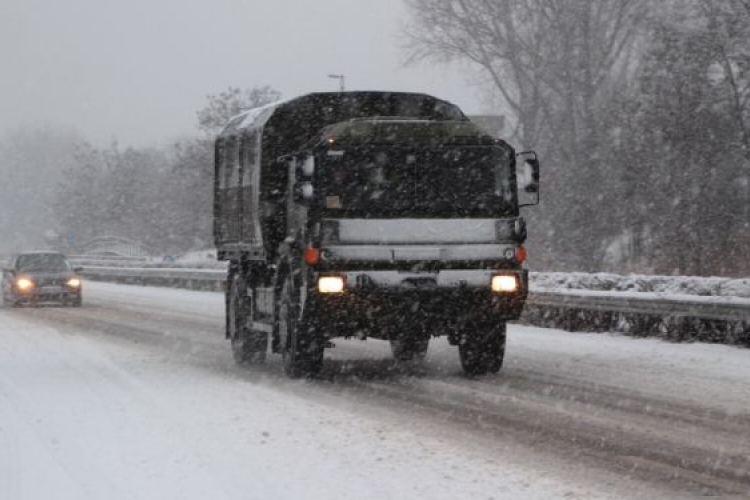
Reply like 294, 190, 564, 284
229, 273, 267, 364
458, 322, 506, 376
279, 275, 322, 378
390, 338, 429, 362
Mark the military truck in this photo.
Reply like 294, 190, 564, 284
214, 91, 539, 377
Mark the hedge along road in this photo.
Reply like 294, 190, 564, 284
1, 281, 749, 499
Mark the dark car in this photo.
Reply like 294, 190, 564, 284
2, 251, 83, 307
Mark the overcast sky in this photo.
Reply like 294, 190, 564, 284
1, 0, 487, 147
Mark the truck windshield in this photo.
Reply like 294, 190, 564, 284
318, 146, 514, 218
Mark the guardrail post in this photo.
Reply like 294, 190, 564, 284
564, 308, 576, 332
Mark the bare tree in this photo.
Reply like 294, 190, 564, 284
614, 4, 750, 276
404, 0, 647, 150
404, 0, 649, 271
405, 0, 543, 148
697, 0, 750, 164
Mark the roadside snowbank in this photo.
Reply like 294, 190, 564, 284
531, 272, 750, 298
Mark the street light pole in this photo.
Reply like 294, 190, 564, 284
328, 73, 345, 92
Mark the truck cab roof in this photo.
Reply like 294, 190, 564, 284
218, 91, 467, 140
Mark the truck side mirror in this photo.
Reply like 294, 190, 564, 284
523, 158, 540, 193
517, 151, 540, 206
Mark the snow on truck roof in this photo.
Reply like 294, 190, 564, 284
217, 91, 466, 139
219, 97, 293, 137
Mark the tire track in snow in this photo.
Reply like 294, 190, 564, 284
328, 375, 750, 496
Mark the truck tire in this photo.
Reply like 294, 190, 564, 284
279, 274, 323, 378
458, 322, 506, 376
390, 338, 429, 362
228, 273, 267, 364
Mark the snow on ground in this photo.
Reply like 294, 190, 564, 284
532, 271, 750, 298
2, 282, 749, 499
0, 305, 616, 500
506, 325, 750, 415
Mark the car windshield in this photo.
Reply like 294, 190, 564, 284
16, 253, 71, 272
318, 146, 514, 218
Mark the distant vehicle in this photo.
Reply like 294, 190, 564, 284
214, 91, 540, 377
1, 251, 83, 307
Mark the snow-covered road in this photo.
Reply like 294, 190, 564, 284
1, 282, 749, 499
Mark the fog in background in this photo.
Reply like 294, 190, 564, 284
0, 0, 484, 255
0, 0, 483, 147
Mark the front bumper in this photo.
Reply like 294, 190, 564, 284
304, 270, 528, 339
13, 287, 81, 304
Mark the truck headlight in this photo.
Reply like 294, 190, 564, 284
16, 278, 34, 291
318, 276, 345, 294
66, 278, 81, 288
491, 275, 518, 293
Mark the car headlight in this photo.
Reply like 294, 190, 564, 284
16, 278, 34, 291
318, 276, 345, 294
491, 275, 518, 293
66, 278, 81, 288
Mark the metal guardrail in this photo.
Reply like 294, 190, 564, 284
78, 266, 750, 347
68, 255, 149, 262
524, 290, 750, 347
81, 266, 226, 292
528, 290, 750, 322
